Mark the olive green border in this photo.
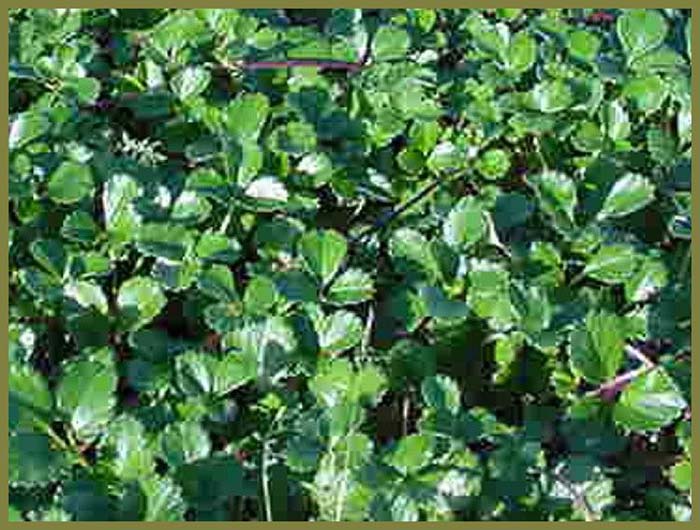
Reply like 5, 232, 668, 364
1, 3, 697, 528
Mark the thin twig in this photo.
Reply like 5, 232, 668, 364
586, 349, 687, 400
625, 344, 654, 369
350, 171, 468, 245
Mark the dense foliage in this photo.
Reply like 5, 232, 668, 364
8, 8, 692, 521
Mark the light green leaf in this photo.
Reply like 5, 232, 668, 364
603, 100, 630, 141
421, 375, 461, 415
47, 162, 94, 204
507, 31, 536, 73
529, 171, 577, 231
597, 173, 655, 220
298, 229, 348, 285
386, 433, 434, 475
160, 420, 212, 468
617, 9, 668, 61
570, 311, 626, 384
64, 280, 109, 315
582, 244, 640, 284
531, 80, 573, 113
315, 310, 363, 355
171, 66, 210, 100
55, 349, 117, 441
243, 275, 278, 315
107, 415, 154, 480
623, 75, 668, 113
224, 93, 269, 141
372, 25, 411, 61
567, 29, 601, 62
442, 196, 486, 251
327, 268, 374, 306
117, 276, 167, 330
614, 368, 686, 432
476, 149, 510, 180
103, 173, 142, 245
136, 223, 194, 262
9, 111, 49, 151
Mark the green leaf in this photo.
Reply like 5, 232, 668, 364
310, 358, 386, 408
171, 190, 212, 224
597, 173, 655, 220
243, 275, 278, 315
63, 77, 101, 104
442, 196, 486, 251
426, 141, 464, 172
171, 66, 210, 100
10, 363, 53, 432
389, 228, 441, 282
103, 173, 142, 245
614, 368, 686, 432
224, 317, 297, 384
268, 122, 317, 155
476, 149, 511, 180
315, 310, 363, 355
570, 311, 626, 384
617, 9, 668, 61
62, 479, 113, 521
507, 31, 536, 74
141, 476, 186, 521
175, 456, 246, 507
421, 375, 461, 415
623, 75, 667, 113
582, 244, 640, 284
603, 100, 630, 141
386, 433, 433, 475
9, 433, 64, 485
298, 229, 348, 285
29, 238, 66, 278
417, 284, 469, 320
669, 458, 691, 492
244, 176, 289, 206
136, 223, 194, 262
117, 276, 167, 330
529, 171, 577, 231
55, 349, 117, 440
531, 80, 573, 113
467, 259, 517, 329
326, 268, 374, 306
160, 420, 211, 468
567, 29, 601, 62
47, 161, 94, 204
224, 93, 269, 141
64, 280, 109, 315
372, 25, 410, 61
195, 232, 241, 264
465, 13, 508, 59
9, 111, 49, 151
106, 415, 154, 479
197, 265, 238, 302
61, 211, 100, 244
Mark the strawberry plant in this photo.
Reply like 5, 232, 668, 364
8, 8, 692, 521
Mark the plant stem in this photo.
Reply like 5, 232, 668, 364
351, 170, 469, 244
333, 442, 352, 522
261, 438, 273, 522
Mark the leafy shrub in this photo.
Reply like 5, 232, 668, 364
8, 8, 692, 522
